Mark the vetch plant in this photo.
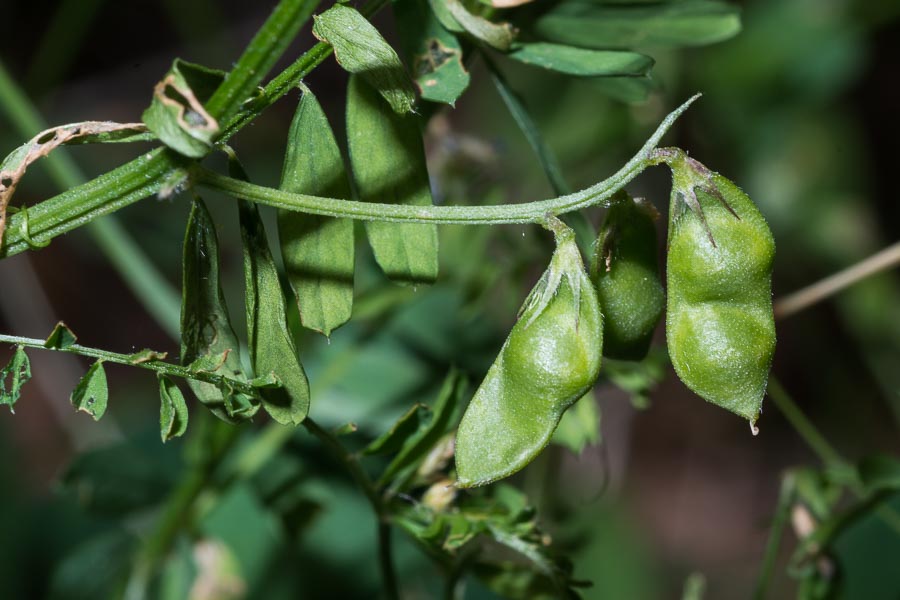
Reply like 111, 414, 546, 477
4, 0, 898, 597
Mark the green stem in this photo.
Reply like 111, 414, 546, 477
196, 94, 699, 226
768, 378, 900, 542
752, 472, 796, 600
0, 334, 261, 397
0, 60, 182, 337
482, 52, 596, 248
125, 417, 240, 600
204, 0, 319, 124
218, 0, 390, 141
767, 376, 846, 468
482, 52, 571, 197
0, 0, 392, 260
0, 148, 176, 258
302, 418, 399, 599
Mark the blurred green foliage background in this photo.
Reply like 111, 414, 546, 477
1, 0, 899, 598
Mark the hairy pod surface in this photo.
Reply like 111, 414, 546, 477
592, 196, 664, 360
456, 226, 603, 487
666, 166, 776, 424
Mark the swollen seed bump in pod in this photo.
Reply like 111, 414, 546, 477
665, 152, 776, 426
592, 194, 665, 361
455, 218, 603, 487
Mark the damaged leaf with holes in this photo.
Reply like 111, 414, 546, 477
71, 361, 109, 421
0, 121, 148, 247
1, 346, 31, 413
142, 59, 224, 158
396, 0, 471, 105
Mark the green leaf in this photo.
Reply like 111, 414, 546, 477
0, 345, 31, 413
44, 321, 77, 349
440, 0, 516, 50
508, 42, 654, 77
142, 59, 225, 158
180, 197, 250, 423
278, 86, 354, 337
238, 190, 310, 426
203, 0, 318, 123
159, 375, 189, 442
346, 75, 439, 285
71, 360, 108, 420
426, 0, 464, 33
380, 369, 467, 485
551, 389, 600, 454
533, 0, 741, 49
395, 0, 471, 105
364, 404, 428, 456
312, 4, 417, 114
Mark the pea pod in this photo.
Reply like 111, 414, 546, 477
455, 219, 603, 487
665, 153, 776, 425
592, 194, 664, 360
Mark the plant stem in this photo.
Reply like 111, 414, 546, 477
768, 379, 900, 539
482, 52, 596, 248
0, 334, 261, 396
204, 0, 319, 124
302, 418, 400, 599
0, 148, 176, 258
125, 416, 240, 600
0, 0, 391, 260
752, 472, 796, 600
774, 240, 900, 320
0, 60, 182, 337
767, 376, 845, 468
218, 0, 391, 141
196, 95, 698, 226
483, 53, 570, 197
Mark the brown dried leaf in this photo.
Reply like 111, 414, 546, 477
0, 121, 147, 247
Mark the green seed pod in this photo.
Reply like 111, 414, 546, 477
592, 195, 664, 360
455, 220, 603, 487
665, 154, 776, 426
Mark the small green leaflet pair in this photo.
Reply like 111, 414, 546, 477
278, 78, 438, 337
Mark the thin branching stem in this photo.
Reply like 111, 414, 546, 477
752, 472, 796, 600
0, 334, 261, 396
302, 418, 400, 600
767, 376, 846, 468
774, 240, 900, 320
196, 95, 699, 226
